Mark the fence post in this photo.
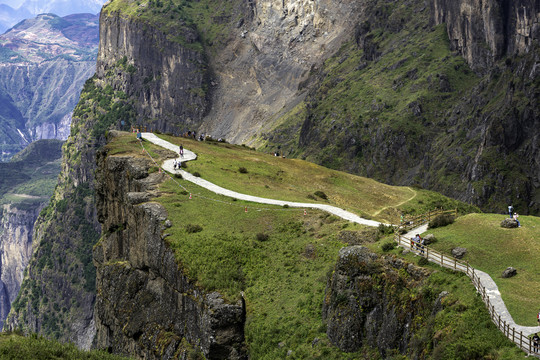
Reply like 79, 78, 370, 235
512, 327, 515, 343
519, 330, 522, 350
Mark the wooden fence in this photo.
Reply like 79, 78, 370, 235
394, 211, 538, 355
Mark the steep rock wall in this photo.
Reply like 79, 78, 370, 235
201, 0, 365, 143
431, 0, 540, 73
93, 146, 246, 359
0, 203, 44, 328
97, 10, 208, 133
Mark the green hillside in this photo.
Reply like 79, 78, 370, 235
0, 139, 63, 207
423, 213, 540, 326
103, 133, 524, 359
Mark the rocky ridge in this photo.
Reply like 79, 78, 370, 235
93, 138, 246, 359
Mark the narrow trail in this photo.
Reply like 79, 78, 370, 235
141, 133, 383, 227
141, 132, 540, 351
371, 186, 417, 217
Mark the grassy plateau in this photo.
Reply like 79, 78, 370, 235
102, 132, 529, 359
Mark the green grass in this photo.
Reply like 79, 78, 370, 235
104, 133, 525, 358
156, 134, 476, 224
0, 332, 130, 359
422, 213, 540, 326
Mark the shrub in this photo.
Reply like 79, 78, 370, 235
378, 224, 395, 236
381, 241, 396, 252
418, 257, 429, 266
314, 190, 328, 200
283, 204, 289, 208
238, 167, 248, 174
185, 224, 203, 233
193, 172, 201, 177
256, 233, 269, 242
428, 214, 455, 229
306, 194, 316, 200
174, 173, 183, 179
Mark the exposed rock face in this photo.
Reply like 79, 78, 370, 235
0, 203, 44, 328
96, 10, 208, 134
200, 0, 365, 143
93, 149, 247, 359
451, 247, 467, 259
431, 0, 540, 73
322, 246, 431, 357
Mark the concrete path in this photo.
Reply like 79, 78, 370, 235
402, 226, 540, 338
141, 133, 383, 227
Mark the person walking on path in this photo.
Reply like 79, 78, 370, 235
180, 144, 184, 157
513, 213, 521, 227
537, 310, 540, 326
533, 332, 540, 353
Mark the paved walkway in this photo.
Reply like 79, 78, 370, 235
402, 226, 540, 338
141, 132, 540, 348
141, 133, 383, 227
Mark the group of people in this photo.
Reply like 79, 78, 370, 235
411, 234, 425, 253
507, 205, 521, 227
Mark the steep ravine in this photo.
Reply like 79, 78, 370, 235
93, 140, 246, 359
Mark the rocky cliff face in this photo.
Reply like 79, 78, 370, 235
97, 9, 208, 134
0, 203, 44, 328
431, 0, 539, 73
93, 143, 246, 359
323, 246, 437, 357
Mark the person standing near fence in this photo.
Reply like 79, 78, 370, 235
533, 332, 539, 353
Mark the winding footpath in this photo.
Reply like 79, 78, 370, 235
141, 132, 540, 351
142, 133, 382, 227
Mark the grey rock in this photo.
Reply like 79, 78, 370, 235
500, 218, 519, 228
423, 234, 436, 245
164, 219, 172, 228
452, 247, 467, 259
501, 267, 517, 278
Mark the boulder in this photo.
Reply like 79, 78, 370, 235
423, 234, 436, 245
451, 247, 467, 259
501, 267, 517, 278
500, 218, 519, 228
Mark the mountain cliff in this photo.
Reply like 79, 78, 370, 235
0, 12, 99, 161
0, 139, 62, 328
7, 0, 538, 356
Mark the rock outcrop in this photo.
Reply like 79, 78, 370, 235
431, 0, 540, 73
97, 9, 208, 134
93, 145, 247, 359
323, 246, 431, 357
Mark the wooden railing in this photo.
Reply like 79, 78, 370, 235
394, 212, 538, 355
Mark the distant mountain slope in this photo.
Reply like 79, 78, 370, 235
0, 12, 99, 161
0, 0, 106, 32
0, 3, 30, 34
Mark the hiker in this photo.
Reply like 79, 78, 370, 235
513, 213, 521, 227
414, 234, 422, 251
537, 310, 540, 326
508, 205, 514, 218
136, 129, 142, 140
179, 145, 184, 157
533, 333, 540, 353
173, 159, 178, 170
